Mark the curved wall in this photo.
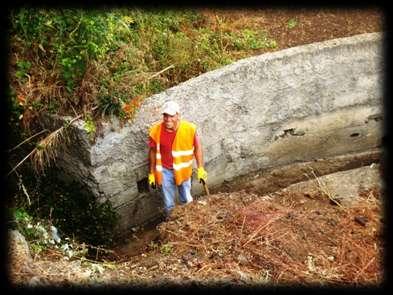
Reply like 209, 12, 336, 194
55, 33, 384, 233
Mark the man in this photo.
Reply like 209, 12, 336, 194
147, 100, 207, 216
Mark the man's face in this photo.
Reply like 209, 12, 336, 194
163, 113, 179, 130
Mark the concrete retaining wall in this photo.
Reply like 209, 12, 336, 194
54, 32, 384, 234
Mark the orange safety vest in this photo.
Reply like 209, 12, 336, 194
149, 120, 196, 186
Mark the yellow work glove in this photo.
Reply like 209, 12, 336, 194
197, 167, 208, 184
148, 173, 156, 189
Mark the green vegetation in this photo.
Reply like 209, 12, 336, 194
10, 207, 91, 259
10, 207, 57, 255
15, 60, 32, 80
160, 243, 173, 255
9, 7, 277, 128
287, 18, 298, 29
8, 134, 119, 250
7, 7, 277, 249
84, 113, 96, 142
8, 166, 120, 250
30, 168, 120, 247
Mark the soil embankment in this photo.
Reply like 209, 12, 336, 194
8, 154, 383, 286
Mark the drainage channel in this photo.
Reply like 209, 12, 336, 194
107, 149, 381, 261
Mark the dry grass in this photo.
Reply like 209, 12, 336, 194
31, 127, 69, 174
305, 166, 345, 208
7, 127, 68, 176
8, 108, 92, 176
152, 185, 383, 286
8, 180, 383, 287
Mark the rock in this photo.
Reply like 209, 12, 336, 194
8, 230, 36, 284
237, 254, 249, 265
139, 257, 158, 269
354, 216, 369, 226
28, 276, 45, 287
236, 270, 251, 282
281, 164, 382, 206
8, 230, 33, 271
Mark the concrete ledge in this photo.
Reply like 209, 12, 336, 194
54, 33, 384, 233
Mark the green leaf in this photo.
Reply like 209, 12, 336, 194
287, 18, 298, 29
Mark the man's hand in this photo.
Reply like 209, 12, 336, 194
148, 173, 156, 189
197, 167, 207, 184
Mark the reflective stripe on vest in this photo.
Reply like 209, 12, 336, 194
172, 148, 194, 157
173, 160, 193, 171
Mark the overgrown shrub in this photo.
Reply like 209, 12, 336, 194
9, 7, 278, 125
11, 8, 130, 93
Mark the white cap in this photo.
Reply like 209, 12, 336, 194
162, 101, 180, 116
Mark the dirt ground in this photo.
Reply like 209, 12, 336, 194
8, 162, 383, 287
8, 8, 384, 288
199, 7, 383, 54
110, 163, 383, 286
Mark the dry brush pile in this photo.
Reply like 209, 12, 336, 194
8, 175, 383, 287
151, 185, 383, 286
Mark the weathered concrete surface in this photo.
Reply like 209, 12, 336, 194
278, 162, 382, 207
53, 32, 384, 234
215, 148, 382, 196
